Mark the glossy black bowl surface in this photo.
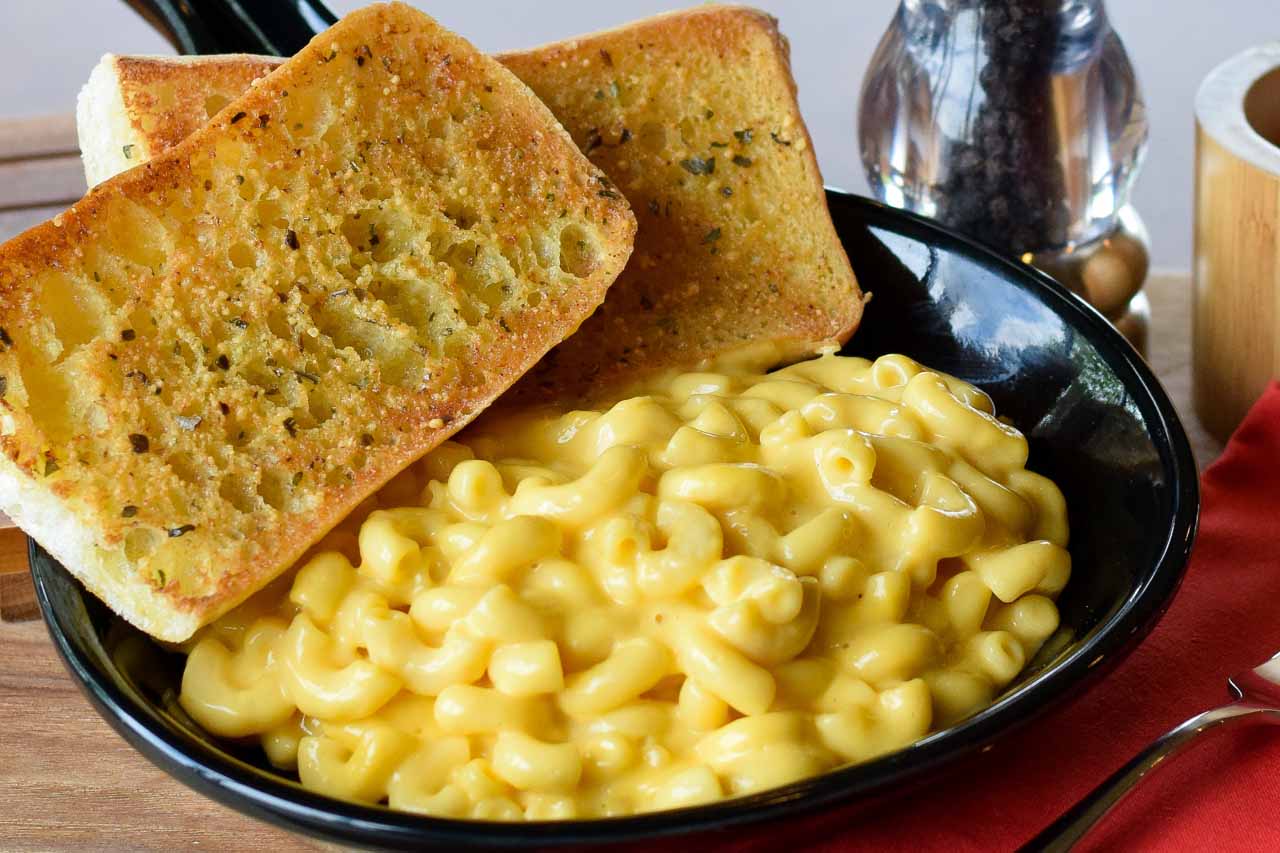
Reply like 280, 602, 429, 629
32, 192, 1199, 850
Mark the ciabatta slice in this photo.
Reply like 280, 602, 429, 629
1, 2, 634, 641
501, 5, 863, 402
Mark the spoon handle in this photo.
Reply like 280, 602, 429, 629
1021, 703, 1280, 852
121, 0, 336, 56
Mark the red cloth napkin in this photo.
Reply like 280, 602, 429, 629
731, 382, 1280, 853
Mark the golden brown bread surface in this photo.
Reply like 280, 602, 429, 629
79, 5, 863, 405
2, 2, 634, 640
501, 6, 861, 401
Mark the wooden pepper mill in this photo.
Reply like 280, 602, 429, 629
1194, 44, 1280, 441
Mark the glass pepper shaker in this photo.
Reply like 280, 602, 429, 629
858, 0, 1150, 352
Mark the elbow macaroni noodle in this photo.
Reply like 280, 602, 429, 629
178, 353, 1070, 820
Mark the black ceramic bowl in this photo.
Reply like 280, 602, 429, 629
32, 192, 1199, 850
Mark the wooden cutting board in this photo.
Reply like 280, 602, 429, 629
0, 112, 1225, 851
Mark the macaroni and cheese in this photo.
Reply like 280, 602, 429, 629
178, 352, 1070, 820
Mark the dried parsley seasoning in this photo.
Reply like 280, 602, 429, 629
215, 354, 231, 370
128, 434, 150, 453
168, 524, 195, 538
43, 458, 59, 476
680, 156, 715, 176
360, 432, 375, 447
702, 227, 722, 245
0, 327, 12, 349
597, 176, 621, 200
230, 318, 248, 329
285, 229, 300, 250
732, 155, 753, 168
121, 505, 138, 518
230, 111, 247, 124
120, 329, 136, 341
283, 417, 298, 437
0, 376, 7, 396
122, 144, 135, 160
734, 129, 754, 144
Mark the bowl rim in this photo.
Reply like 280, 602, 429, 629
32, 192, 1201, 849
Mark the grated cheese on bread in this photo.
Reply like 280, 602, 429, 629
1, 2, 634, 641
77, 4, 863, 406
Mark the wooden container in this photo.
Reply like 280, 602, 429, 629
1194, 45, 1280, 442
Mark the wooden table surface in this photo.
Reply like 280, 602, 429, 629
0, 116, 1224, 851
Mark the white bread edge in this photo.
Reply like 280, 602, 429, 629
0, 452, 198, 641
76, 55, 146, 187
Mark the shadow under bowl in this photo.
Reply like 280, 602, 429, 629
31, 191, 1199, 850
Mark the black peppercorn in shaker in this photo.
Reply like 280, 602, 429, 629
859, 0, 1150, 350
934, 2, 1071, 254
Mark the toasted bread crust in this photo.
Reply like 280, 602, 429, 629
79, 5, 861, 408
4, 3, 633, 640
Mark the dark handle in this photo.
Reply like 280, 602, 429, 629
122, 0, 336, 56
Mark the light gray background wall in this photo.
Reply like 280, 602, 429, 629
4, 1, 1277, 269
